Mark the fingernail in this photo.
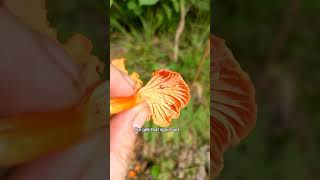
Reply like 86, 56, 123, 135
133, 110, 149, 133
120, 71, 135, 88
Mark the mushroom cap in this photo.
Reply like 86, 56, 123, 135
138, 69, 191, 127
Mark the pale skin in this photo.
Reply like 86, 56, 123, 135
110, 64, 149, 179
0, 6, 149, 180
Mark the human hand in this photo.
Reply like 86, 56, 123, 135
110, 64, 149, 180
0, 7, 106, 180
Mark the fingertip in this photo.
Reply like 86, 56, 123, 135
111, 102, 149, 134
110, 65, 135, 98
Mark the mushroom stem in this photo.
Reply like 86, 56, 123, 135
110, 95, 138, 115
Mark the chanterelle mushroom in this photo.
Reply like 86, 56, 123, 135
110, 58, 191, 127
211, 35, 257, 178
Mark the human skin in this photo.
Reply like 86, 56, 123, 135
0, 6, 104, 180
110, 64, 149, 180
0, 6, 148, 180
0, 6, 85, 116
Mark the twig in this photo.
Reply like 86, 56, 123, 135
173, 0, 189, 62
266, 0, 300, 66
192, 38, 210, 85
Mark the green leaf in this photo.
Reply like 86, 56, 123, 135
151, 165, 161, 178
139, 0, 159, 6
156, 9, 165, 28
191, 0, 210, 11
110, 0, 113, 7
171, 0, 180, 12
127, 0, 143, 15
127, 0, 138, 10
162, 3, 172, 20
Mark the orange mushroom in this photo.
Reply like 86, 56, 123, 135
110, 59, 191, 127
211, 35, 257, 178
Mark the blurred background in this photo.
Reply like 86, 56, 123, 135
47, 0, 107, 65
214, 0, 320, 179
0, 0, 107, 179
111, 0, 210, 179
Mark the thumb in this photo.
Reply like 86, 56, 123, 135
110, 64, 135, 98
110, 102, 149, 179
